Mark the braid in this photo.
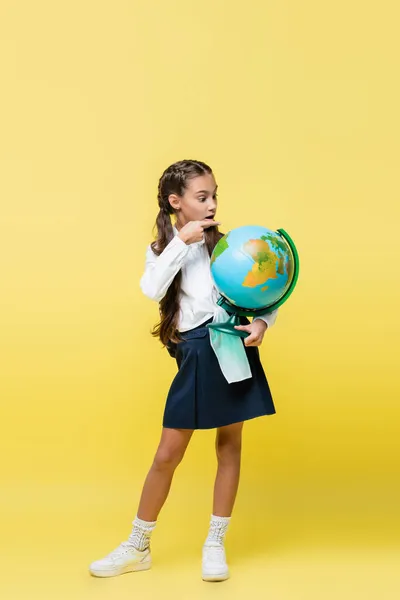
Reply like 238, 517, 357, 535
151, 187, 174, 256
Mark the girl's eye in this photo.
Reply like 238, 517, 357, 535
199, 197, 206, 202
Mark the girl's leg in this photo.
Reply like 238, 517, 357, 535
202, 422, 244, 582
212, 421, 244, 517
89, 427, 194, 577
136, 426, 194, 522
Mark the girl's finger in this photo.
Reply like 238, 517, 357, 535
244, 335, 258, 346
234, 325, 251, 331
201, 220, 221, 229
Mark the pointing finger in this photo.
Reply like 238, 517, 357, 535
201, 220, 221, 229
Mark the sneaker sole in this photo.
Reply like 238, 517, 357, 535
90, 561, 151, 578
202, 571, 230, 582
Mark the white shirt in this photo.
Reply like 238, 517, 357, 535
140, 228, 278, 332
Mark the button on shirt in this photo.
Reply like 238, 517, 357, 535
140, 228, 278, 333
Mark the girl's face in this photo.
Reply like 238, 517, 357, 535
169, 173, 218, 228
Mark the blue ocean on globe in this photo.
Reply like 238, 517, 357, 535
210, 225, 294, 311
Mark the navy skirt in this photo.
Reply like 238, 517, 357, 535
163, 317, 276, 430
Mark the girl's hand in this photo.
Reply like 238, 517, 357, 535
178, 219, 221, 244
234, 319, 268, 347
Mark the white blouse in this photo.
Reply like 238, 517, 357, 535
140, 228, 278, 333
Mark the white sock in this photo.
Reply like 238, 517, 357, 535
204, 514, 231, 546
127, 516, 157, 551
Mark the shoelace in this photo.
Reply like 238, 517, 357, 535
108, 541, 135, 560
204, 544, 226, 562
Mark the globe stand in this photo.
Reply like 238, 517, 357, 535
206, 228, 300, 338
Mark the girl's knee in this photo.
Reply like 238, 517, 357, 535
153, 427, 193, 471
216, 431, 242, 464
153, 446, 185, 471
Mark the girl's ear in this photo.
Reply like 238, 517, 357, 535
168, 193, 181, 211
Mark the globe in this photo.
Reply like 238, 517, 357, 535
210, 225, 299, 315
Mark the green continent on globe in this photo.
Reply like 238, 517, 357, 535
261, 233, 287, 275
261, 233, 286, 254
211, 234, 230, 265
242, 238, 279, 288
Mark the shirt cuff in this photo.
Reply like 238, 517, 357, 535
253, 308, 278, 329
157, 233, 190, 262
170, 233, 188, 248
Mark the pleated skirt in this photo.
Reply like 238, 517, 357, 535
163, 317, 276, 430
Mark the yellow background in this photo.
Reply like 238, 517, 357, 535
1, 1, 399, 598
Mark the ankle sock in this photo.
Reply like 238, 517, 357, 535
127, 516, 157, 551
204, 514, 231, 546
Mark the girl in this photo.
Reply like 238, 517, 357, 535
89, 159, 278, 582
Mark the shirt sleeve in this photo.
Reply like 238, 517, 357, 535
139, 235, 190, 302
252, 308, 279, 329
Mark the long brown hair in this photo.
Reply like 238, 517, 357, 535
151, 159, 223, 346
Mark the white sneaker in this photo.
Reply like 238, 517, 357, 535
202, 542, 230, 582
89, 542, 151, 578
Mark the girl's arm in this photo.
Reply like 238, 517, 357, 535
140, 236, 189, 301
252, 308, 279, 329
